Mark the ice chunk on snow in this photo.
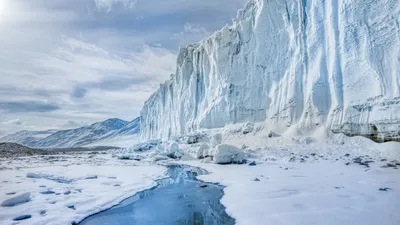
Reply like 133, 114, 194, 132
201, 157, 212, 163
26, 173, 42, 178
213, 144, 245, 164
211, 133, 222, 147
85, 175, 98, 180
186, 143, 210, 159
1, 192, 30, 207
267, 131, 280, 138
198, 144, 210, 159
132, 139, 161, 152
177, 133, 210, 145
168, 142, 179, 152
164, 141, 184, 159
13, 215, 32, 221
242, 122, 254, 134
154, 155, 170, 161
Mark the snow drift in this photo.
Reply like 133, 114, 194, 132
140, 0, 400, 141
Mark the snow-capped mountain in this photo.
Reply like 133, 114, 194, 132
140, 0, 400, 141
36, 118, 129, 148
112, 117, 141, 136
0, 130, 58, 147
0, 118, 141, 148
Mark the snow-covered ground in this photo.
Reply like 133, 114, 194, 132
1, 124, 399, 225
0, 153, 166, 225
84, 134, 140, 148
177, 127, 400, 225
186, 158, 400, 225
144, 124, 400, 225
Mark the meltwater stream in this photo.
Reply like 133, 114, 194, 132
79, 165, 235, 225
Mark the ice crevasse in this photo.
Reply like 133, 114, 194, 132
140, 0, 400, 141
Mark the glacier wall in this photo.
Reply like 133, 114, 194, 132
140, 0, 400, 140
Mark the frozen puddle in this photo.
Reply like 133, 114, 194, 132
79, 165, 235, 225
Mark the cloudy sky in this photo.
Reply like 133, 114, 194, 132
0, 0, 246, 135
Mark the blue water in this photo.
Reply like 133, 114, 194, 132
79, 165, 235, 225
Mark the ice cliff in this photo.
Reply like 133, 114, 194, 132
140, 0, 400, 141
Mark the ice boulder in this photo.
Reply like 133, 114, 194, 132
175, 133, 209, 144
201, 157, 212, 163
187, 133, 208, 144
166, 142, 184, 159
211, 133, 222, 147
213, 144, 245, 164
242, 122, 254, 134
154, 155, 169, 161
198, 144, 210, 159
187, 144, 210, 159
154, 143, 166, 153
1, 192, 30, 207
132, 140, 161, 152
168, 142, 179, 152
267, 131, 280, 138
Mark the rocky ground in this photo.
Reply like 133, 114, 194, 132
0, 142, 119, 158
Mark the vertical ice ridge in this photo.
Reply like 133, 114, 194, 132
140, 0, 400, 140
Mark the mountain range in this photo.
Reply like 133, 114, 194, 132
0, 118, 140, 148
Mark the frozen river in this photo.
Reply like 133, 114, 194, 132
79, 165, 235, 225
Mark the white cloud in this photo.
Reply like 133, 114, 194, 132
0, 119, 36, 136
42, 37, 176, 89
94, 0, 138, 12
129, 0, 246, 16
183, 23, 209, 35
0, 0, 247, 134
172, 23, 212, 46
0, 35, 176, 134
1, 119, 24, 126
62, 120, 88, 129
0, 0, 78, 27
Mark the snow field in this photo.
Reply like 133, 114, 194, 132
0, 157, 166, 225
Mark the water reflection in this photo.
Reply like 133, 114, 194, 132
79, 165, 235, 225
